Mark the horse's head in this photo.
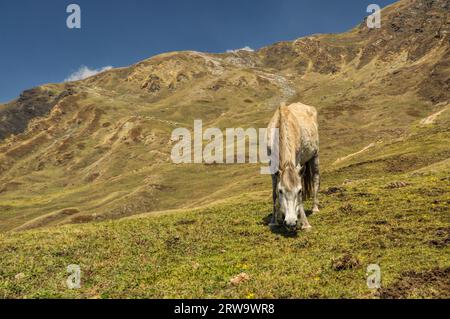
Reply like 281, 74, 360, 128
278, 163, 302, 231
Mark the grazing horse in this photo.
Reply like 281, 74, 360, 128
267, 102, 320, 231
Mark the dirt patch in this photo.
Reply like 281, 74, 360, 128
55, 151, 74, 165
331, 253, 361, 271
174, 219, 196, 226
165, 235, 181, 249
5, 132, 50, 158
0, 181, 22, 193
428, 227, 450, 249
84, 172, 100, 183
337, 203, 365, 216
379, 267, 450, 299
322, 186, 345, 195
339, 204, 353, 214
69, 214, 96, 224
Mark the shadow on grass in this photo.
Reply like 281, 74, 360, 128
262, 212, 314, 238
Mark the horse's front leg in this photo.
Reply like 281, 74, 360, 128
269, 174, 280, 227
298, 199, 312, 231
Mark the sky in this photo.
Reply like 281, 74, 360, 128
0, 0, 397, 103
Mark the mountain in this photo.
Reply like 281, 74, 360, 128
0, 0, 448, 233
0, 0, 449, 299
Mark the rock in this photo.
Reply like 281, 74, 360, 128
230, 272, 250, 286
385, 181, 410, 189
15, 273, 26, 280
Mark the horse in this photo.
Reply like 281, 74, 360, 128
267, 102, 320, 231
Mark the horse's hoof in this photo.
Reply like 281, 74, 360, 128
312, 208, 320, 214
302, 225, 312, 232
269, 223, 280, 228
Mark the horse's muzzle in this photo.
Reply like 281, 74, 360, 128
283, 220, 298, 232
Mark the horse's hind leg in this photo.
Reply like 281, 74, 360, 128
269, 173, 280, 226
311, 154, 320, 214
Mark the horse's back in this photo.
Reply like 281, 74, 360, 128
267, 103, 317, 129
288, 102, 318, 125
267, 102, 319, 164
291, 103, 319, 163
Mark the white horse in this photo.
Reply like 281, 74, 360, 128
267, 102, 320, 231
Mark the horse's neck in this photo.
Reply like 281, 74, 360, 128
279, 115, 297, 167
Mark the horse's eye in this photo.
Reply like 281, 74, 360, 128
279, 189, 283, 194
298, 190, 302, 195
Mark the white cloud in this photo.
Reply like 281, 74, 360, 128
64, 65, 113, 82
226, 46, 254, 54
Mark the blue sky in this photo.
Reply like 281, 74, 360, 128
0, 0, 397, 103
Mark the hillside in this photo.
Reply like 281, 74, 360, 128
0, 0, 449, 232
0, 143, 449, 298
0, 0, 449, 298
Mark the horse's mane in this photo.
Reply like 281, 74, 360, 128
278, 104, 301, 191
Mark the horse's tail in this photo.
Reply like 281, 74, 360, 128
302, 159, 314, 201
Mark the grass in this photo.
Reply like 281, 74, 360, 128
0, 162, 448, 298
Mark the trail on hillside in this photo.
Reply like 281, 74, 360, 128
420, 104, 449, 126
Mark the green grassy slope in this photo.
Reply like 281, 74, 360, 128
0, 119, 448, 298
